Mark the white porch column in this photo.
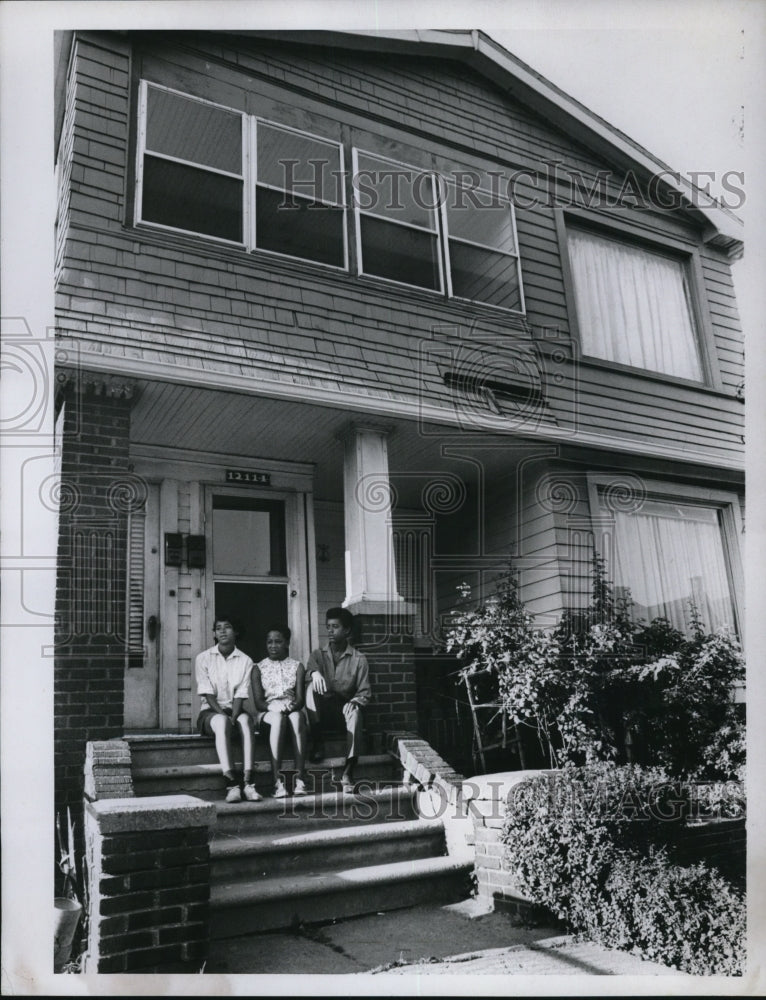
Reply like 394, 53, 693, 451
341, 423, 405, 614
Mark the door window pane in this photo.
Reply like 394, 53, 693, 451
212, 497, 286, 576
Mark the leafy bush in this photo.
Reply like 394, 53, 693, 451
446, 556, 745, 779
502, 765, 746, 975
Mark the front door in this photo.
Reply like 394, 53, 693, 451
205, 488, 311, 668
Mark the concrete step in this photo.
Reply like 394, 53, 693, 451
132, 754, 399, 800
125, 733, 375, 768
210, 852, 474, 936
210, 817, 446, 880
214, 784, 421, 837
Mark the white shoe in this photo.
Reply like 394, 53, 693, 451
273, 779, 288, 798
293, 777, 308, 796
341, 777, 354, 796
243, 783, 262, 802
225, 784, 242, 803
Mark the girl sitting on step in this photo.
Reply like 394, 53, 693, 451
253, 626, 309, 798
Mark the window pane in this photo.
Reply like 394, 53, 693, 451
609, 498, 735, 634
214, 509, 273, 575
142, 156, 243, 241
257, 122, 342, 204
146, 87, 242, 175
360, 215, 441, 290
446, 190, 515, 250
212, 497, 286, 576
355, 153, 437, 229
569, 229, 703, 380
256, 188, 345, 266
449, 242, 521, 310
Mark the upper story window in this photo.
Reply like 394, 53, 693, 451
138, 84, 245, 242
353, 151, 443, 292
136, 82, 347, 268
254, 121, 346, 268
135, 81, 525, 312
444, 182, 524, 311
567, 226, 703, 382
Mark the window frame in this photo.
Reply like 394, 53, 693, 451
135, 80, 349, 270
352, 147, 445, 296
251, 116, 348, 271
586, 473, 744, 638
557, 209, 722, 391
135, 80, 248, 248
440, 178, 526, 315
134, 81, 528, 311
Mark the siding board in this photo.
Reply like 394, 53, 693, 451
57, 31, 745, 473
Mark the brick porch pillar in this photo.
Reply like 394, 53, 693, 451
54, 370, 142, 826
355, 612, 418, 746
339, 423, 418, 745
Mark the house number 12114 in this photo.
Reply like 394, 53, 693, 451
225, 469, 272, 485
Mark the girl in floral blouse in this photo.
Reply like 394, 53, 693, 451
253, 626, 308, 797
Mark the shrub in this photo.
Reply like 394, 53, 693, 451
502, 765, 746, 975
599, 852, 745, 976
445, 556, 745, 779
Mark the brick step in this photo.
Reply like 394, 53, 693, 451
125, 733, 373, 768
132, 754, 399, 800
214, 784, 420, 837
210, 817, 446, 880
210, 852, 474, 936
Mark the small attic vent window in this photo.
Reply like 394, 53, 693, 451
442, 370, 543, 414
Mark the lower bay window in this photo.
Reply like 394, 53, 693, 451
588, 477, 743, 637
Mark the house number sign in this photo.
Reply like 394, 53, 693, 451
225, 469, 272, 486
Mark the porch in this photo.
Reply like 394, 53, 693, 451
57, 367, 559, 750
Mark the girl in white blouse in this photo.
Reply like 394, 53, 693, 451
253, 626, 308, 797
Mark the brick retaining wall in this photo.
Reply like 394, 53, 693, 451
466, 770, 746, 921
83, 794, 216, 973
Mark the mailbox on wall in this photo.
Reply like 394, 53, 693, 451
187, 535, 206, 569
164, 532, 183, 567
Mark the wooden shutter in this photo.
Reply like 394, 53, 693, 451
125, 506, 146, 668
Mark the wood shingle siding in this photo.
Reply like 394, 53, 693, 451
57, 32, 744, 471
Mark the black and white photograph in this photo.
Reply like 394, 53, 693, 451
1, 0, 763, 994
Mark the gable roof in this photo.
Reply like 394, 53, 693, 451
250, 28, 743, 257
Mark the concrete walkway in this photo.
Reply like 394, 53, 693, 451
206, 899, 687, 976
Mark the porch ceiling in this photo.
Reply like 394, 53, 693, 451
129, 379, 538, 504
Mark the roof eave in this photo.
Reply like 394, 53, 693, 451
245, 28, 743, 256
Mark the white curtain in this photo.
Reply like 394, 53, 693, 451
569, 229, 703, 381
610, 499, 735, 634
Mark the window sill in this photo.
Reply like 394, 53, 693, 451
573, 353, 740, 401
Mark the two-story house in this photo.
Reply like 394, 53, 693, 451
53, 28, 745, 821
